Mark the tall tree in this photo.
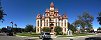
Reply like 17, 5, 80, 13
68, 22, 71, 30
0, 0, 6, 22
97, 27, 101, 30
97, 12, 101, 25
68, 22, 77, 33
33, 26, 36, 32
78, 12, 94, 28
73, 11, 94, 32
25, 24, 34, 32
73, 20, 85, 32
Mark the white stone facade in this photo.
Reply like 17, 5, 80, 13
36, 2, 68, 34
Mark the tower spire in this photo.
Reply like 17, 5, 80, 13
50, 2, 54, 11
50, 2, 54, 8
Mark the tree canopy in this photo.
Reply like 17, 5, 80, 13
0, 0, 6, 22
25, 24, 34, 32
97, 12, 101, 25
73, 11, 94, 32
68, 22, 77, 33
97, 27, 101, 30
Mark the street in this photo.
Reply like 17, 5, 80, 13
0, 33, 101, 40
0, 33, 36, 40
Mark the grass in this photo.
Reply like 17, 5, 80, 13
16, 32, 40, 37
57, 35, 74, 37
57, 33, 95, 37
16, 32, 95, 37
73, 33, 94, 36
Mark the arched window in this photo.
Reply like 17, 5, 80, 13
56, 19, 57, 26
65, 20, 66, 26
47, 14, 48, 16
59, 22, 60, 26
37, 28, 39, 32
44, 21, 45, 26
47, 20, 48, 26
65, 28, 66, 32
61, 22, 63, 26
37, 21, 39, 26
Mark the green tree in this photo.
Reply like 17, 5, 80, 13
78, 12, 94, 30
42, 27, 51, 32
54, 26, 62, 35
33, 26, 36, 32
73, 11, 94, 32
68, 22, 71, 30
68, 22, 77, 33
0, 0, 6, 22
73, 20, 86, 32
97, 12, 101, 25
25, 24, 34, 32
97, 27, 101, 30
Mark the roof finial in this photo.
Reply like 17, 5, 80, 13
50, 2, 54, 7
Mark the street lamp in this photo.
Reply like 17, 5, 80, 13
10, 21, 13, 28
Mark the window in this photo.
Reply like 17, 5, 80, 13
44, 21, 45, 26
56, 23, 57, 26
59, 22, 60, 26
61, 22, 63, 26
65, 28, 66, 32
46, 14, 48, 16
47, 20, 48, 26
65, 20, 66, 26
37, 21, 39, 26
40, 20, 42, 26
37, 28, 39, 32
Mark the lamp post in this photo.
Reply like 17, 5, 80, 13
10, 21, 13, 28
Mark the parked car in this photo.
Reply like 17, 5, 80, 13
39, 32, 51, 39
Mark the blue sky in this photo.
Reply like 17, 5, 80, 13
0, 0, 101, 29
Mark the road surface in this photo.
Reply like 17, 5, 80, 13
0, 33, 36, 40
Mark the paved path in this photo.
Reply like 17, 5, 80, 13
0, 33, 37, 40
71, 33, 101, 40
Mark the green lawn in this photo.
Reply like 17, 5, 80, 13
57, 33, 95, 37
16, 32, 95, 37
16, 32, 40, 37
73, 33, 94, 36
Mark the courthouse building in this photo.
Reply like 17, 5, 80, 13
36, 2, 68, 34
